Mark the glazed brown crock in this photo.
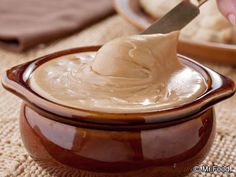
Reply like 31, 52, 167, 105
2, 46, 235, 177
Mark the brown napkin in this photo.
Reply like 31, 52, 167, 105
0, 0, 114, 52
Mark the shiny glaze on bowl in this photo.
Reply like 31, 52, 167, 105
20, 104, 215, 177
2, 46, 235, 177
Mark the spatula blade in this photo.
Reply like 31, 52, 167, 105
142, 1, 200, 34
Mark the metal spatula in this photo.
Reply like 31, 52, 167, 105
142, 0, 208, 34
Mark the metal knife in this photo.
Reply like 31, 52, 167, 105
142, 0, 208, 34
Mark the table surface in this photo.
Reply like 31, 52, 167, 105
0, 15, 235, 177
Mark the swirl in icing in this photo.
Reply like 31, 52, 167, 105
29, 32, 207, 113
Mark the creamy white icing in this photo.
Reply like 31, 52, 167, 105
29, 32, 207, 113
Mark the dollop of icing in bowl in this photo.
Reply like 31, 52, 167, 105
29, 32, 207, 113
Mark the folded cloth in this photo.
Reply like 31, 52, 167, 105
0, 0, 114, 52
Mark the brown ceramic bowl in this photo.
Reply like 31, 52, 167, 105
2, 46, 235, 177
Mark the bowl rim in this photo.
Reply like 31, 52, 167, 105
2, 46, 235, 126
